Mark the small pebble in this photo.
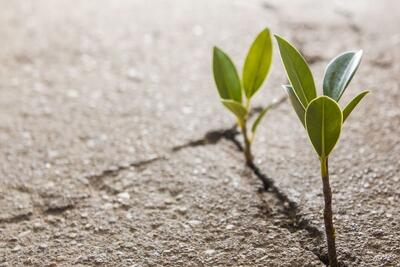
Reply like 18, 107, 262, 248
188, 220, 202, 226
176, 207, 187, 215
18, 230, 31, 238
204, 249, 215, 256
33, 221, 45, 231
226, 224, 235, 230
11, 245, 21, 252
117, 192, 130, 200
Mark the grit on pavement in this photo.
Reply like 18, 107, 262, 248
0, 0, 399, 266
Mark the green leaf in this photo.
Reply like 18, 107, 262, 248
305, 96, 343, 158
251, 105, 271, 134
243, 28, 273, 98
342, 90, 369, 122
283, 85, 306, 126
221, 99, 247, 123
275, 35, 316, 107
323, 50, 363, 101
213, 47, 242, 102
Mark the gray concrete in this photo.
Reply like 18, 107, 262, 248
0, 0, 398, 266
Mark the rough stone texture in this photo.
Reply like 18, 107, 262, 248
0, 0, 398, 266
1, 146, 324, 266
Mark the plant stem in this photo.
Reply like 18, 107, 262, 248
241, 98, 253, 166
241, 120, 253, 166
320, 157, 338, 267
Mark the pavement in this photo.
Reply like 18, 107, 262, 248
0, 0, 399, 266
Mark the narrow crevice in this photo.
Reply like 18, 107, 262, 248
172, 125, 242, 152
87, 156, 166, 192
255, 188, 329, 265
248, 154, 356, 265
318, 254, 330, 266
171, 102, 328, 264
250, 162, 328, 265
248, 161, 322, 237
171, 126, 333, 264
0, 213, 33, 224
43, 204, 75, 215
172, 96, 286, 153
247, 152, 355, 266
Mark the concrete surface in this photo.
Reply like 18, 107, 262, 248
0, 0, 399, 266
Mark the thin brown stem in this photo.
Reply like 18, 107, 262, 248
321, 157, 338, 267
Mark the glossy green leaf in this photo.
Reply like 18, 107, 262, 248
275, 35, 316, 107
305, 96, 343, 158
251, 105, 271, 134
323, 50, 363, 101
243, 28, 273, 98
343, 90, 369, 122
213, 47, 242, 102
283, 85, 306, 126
221, 99, 247, 123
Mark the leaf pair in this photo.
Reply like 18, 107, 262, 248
213, 28, 273, 128
276, 35, 369, 158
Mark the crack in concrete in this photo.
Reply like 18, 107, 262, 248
175, 122, 359, 265
0, 157, 168, 226
249, 162, 322, 236
169, 100, 337, 265
172, 125, 242, 152
0, 193, 82, 224
251, 164, 329, 266
0, 212, 33, 224
179, 123, 358, 265
42, 203, 75, 215
86, 156, 167, 193
172, 96, 286, 153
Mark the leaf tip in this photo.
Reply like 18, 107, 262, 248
273, 34, 284, 42
261, 27, 271, 34
354, 49, 364, 63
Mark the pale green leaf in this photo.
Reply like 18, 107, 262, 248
305, 96, 343, 158
221, 99, 247, 123
343, 90, 369, 122
251, 105, 271, 134
243, 28, 273, 98
283, 85, 305, 126
323, 50, 363, 101
275, 35, 316, 107
213, 47, 242, 102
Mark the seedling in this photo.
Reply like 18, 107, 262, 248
212, 28, 274, 165
275, 35, 369, 266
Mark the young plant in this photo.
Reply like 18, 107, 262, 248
212, 28, 274, 165
275, 35, 369, 266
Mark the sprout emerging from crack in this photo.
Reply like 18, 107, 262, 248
275, 35, 369, 267
212, 28, 274, 165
